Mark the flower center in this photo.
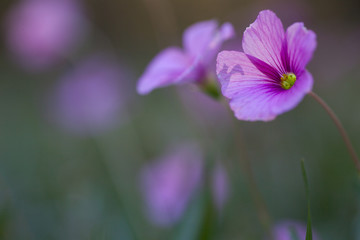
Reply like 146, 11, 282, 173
280, 73, 296, 90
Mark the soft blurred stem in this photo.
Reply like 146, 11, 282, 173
308, 91, 360, 175
199, 79, 222, 100
197, 195, 215, 240
93, 135, 140, 240
301, 160, 313, 240
225, 106, 273, 239
199, 85, 273, 238
198, 165, 216, 240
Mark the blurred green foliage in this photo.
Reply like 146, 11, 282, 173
1, 0, 360, 239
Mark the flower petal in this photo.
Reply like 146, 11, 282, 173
183, 20, 235, 65
242, 10, 285, 72
140, 144, 203, 226
216, 50, 279, 99
229, 70, 313, 121
137, 47, 193, 95
285, 22, 317, 75
183, 20, 218, 57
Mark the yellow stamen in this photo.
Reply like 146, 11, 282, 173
280, 73, 296, 90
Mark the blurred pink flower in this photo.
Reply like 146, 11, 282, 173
211, 163, 229, 212
217, 10, 316, 121
140, 144, 203, 227
5, 0, 86, 70
51, 55, 124, 135
137, 20, 235, 94
270, 220, 321, 240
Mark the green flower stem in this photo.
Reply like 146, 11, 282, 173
301, 160, 312, 240
308, 91, 360, 174
203, 88, 273, 238
199, 80, 222, 100
199, 83, 273, 238
94, 136, 140, 240
227, 108, 273, 239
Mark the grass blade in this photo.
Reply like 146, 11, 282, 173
301, 159, 312, 240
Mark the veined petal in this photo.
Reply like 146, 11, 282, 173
285, 22, 317, 75
137, 47, 193, 95
216, 51, 279, 99
183, 20, 235, 65
229, 70, 313, 121
242, 10, 285, 73
203, 22, 235, 64
183, 20, 218, 58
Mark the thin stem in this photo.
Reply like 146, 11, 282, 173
179, 89, 273, 237
94, 136, 140, 240
228, 110, 273, 239
301, 159, 313, 240
308, 91, 360, 174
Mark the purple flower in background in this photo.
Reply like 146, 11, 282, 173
5, 0, 86, 70
51, 55, 124, 135
137, 20, 235, 94
140, 144, 203, 227
270, 220, 320, 240
211, 163, 229, 212
217, 10, 316, 121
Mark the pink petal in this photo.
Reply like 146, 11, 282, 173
5, 0, 86, 70
242, 10, 286, 73
137, 20, 235, 95
137, 47, 193, 95
140, 144, 203, 226
53, 55, 123, 134
285, 22, 317, 75
217, 50, 313, 121
216, 51, 279, 99
183, 20, 218, 58
183, 20, 235, 65
220, 22, 235, 40
229, 70, 313, 121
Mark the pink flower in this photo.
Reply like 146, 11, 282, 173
137, 20, 234, 94
5, 0, 86, 70
216, 10, 316, 121
140, 144, 203, 227
51, 55, 124, 135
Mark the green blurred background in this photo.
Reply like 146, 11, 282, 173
1, 0, 360, 239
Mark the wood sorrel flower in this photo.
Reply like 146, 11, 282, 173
217, 10, 316, 121
137, 20, 234, 95
51, 55, 124, 135
5, 0, 86, 71
140, 144, 203, 227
